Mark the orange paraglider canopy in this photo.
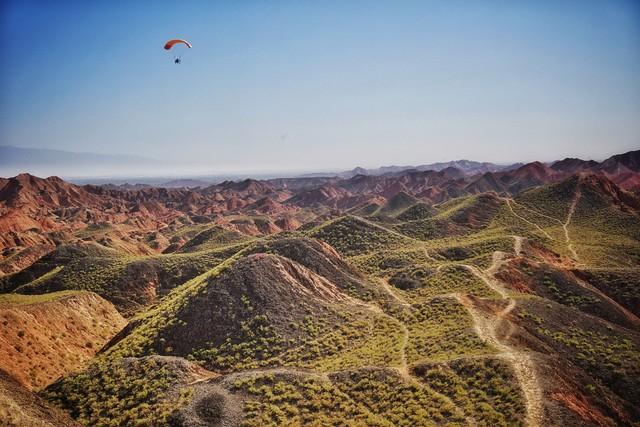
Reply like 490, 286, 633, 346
164, 39, 192, 50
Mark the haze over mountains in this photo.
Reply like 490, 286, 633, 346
4, 144, 638, 186
0, 146, 161, 178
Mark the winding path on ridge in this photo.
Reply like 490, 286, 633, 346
358, 212, 544, 424
458, 238, 545, 427
513, 235, 524, 256
397, 321, 410, 379
378, 277, 411, 308
504, 183, 583, 263
351, 298, 411, 379
504, 198, 555, 241
353, 296, 473, 423
355, 192, 590, 425
510, 199, 564, 226
331, 213, 554, 424
563, 181, 582, 262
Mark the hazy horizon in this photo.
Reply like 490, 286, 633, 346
2, 1, 639, 174
1, 143, 637, 181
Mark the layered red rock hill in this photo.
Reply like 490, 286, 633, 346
577, 172, 640, 213
0, 174, 172, 235
2, 150, 639, 254
551, 158, 600, 174
286, 185, 350, 208
0, 291, 126, 390
597, 149, 640, 175
245, 196, 293, 215
0, 174, 302, 252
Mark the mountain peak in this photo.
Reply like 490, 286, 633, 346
598, 149, 640, 174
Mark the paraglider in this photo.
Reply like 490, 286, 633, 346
164, 39, 192, 64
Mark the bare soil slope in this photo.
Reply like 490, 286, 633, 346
0, 291, 126, 390
0, 370, 80, 427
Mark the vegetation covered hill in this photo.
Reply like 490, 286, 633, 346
0, 241, 251, 314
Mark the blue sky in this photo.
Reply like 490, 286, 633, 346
1, 0, 639, 173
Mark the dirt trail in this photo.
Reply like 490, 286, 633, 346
513, 236, 523, 256
349, 218, 451, 381
397, 322, 410, 379
458, 293, 544, 427
354, 300, 412, 378
355, 216, 440, 266
187, 367, 220, 385
356, 216, 416, 241
355, 282, 474, 423
506, 192, 581, 263
459, 240, 545, 427
422, 247, 439, 263
464, 262, 508, 299
504, 199, 555, 241
392, 317, 472, 424
563, 182, 581, 262
379, 277, 411, 308
364, 276, 431, 382
508, 352, 544, 426
355, 215, 544, 425
511, 199, 564, 225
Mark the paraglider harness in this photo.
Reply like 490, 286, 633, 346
174, 57, 181, 64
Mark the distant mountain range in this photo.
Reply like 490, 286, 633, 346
298, 150, 640, 185
301, 160, 525, 179
3, 144, 639, 188
0, 145, 159, 178
3, 145, 517, 181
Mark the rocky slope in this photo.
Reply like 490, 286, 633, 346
0, 370, 80, 427
0, 291, 126, 390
